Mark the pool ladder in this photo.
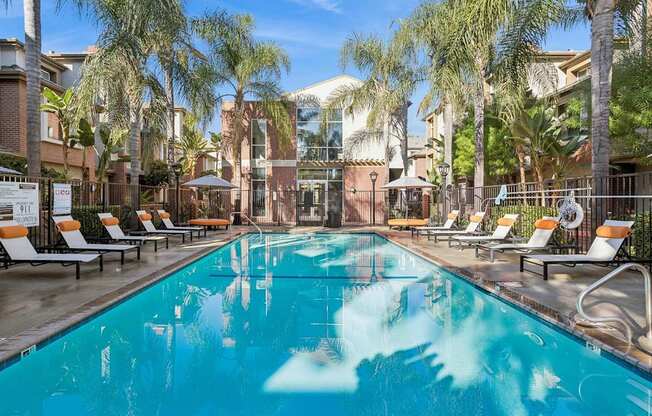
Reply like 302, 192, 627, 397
232, 211, 263, 238
576, 263, 652, 353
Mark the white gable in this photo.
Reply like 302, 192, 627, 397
287, 74, 363, 102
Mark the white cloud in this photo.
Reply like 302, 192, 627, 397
288, 0, 343, 14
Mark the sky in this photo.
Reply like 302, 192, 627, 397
1, 0, 591, 136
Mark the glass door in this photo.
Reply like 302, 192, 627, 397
297, 181, 326, 225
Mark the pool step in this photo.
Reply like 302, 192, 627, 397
627, 379, 652, 415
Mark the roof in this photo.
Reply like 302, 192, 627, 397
286, 74, 363, 97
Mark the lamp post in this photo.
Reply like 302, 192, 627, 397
172, 162, 183, 223
245, 171, 252, 219
369, 170, 378, 225
437, 162, 450, 219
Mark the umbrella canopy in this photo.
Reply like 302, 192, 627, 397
0, 166, 22, 175
381, 176, 435, 189
182, 175, 237, 189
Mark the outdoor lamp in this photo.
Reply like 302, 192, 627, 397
369, 170, 378, 184
437, 162, 450, 178
172, 162, 183, 179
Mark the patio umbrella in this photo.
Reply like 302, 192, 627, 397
381, 176, 435, 219
181, 175, 237, 189
182, 175, 238, 218
0, 166, 22, 175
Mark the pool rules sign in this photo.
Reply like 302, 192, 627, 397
52, 183, 72, 215
0, 182, 40, 226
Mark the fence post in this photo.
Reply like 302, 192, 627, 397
47, 178, 53, 248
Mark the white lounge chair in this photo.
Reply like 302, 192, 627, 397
0, 221, 101, 279
451, 214, 520, 249
98, 213, 168, 252
412, 210, 460, 238
520, 220, 639, 280
156, 210, 204, 237
428, 212, 486, 243
52, 215, 140, 264
136, 210, 192, 243
477, 217, 560, 262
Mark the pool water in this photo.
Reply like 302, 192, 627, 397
0, 233, 650, 415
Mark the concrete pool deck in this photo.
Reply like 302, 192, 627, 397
0, 225, 651, 374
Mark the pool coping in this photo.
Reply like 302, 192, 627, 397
1, 229, 650, 378
375, 230, 652, 376
0, 231, 246, 369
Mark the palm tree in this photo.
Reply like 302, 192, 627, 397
73, 0, 173, 204
2, 0, 42, 176
40, 87, 77, 179
324, 33, 420, 176
193, 12, 292, 194
176, 114, 209, 178
407, 0, 571, 203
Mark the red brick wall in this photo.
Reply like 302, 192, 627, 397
343, 166, 387, 225
0, 78, 27, 155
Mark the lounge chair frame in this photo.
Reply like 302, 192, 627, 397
52, 216, 140, 264
98, 213, 168, 251
136, 210, 192, 243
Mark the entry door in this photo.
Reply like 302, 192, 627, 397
298, 181, 326, 225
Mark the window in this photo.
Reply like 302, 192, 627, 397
251, 119, 267, 160
252, 167, 266, 216
297, 107, 342, 161
47, 126, 54, 138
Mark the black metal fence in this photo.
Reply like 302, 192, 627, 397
2, 171, 652, 258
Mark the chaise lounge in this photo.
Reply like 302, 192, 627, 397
98, 213, 168, 251
476, 217, 559, 262
520, 220, 641, 280
0, 221, 101, 279
136, 210, 193, 243
450, 214, 519, 249
156, 210, 205, 238
52, 215, 140, 264
411, 210, 460, 238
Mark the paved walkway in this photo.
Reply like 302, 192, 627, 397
0, 225, 650, 372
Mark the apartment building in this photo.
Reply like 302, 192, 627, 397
220, 75, 428, 225
0, 38, 96, 179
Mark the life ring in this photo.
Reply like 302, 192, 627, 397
557, 194, 584, 230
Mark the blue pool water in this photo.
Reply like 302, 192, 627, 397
0, 233, 650, 415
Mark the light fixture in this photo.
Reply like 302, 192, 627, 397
437, 162, 450, 178
369, 170, 378, 184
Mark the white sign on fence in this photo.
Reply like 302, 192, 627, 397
53, 183, 72, 215
0, 181, 40, 226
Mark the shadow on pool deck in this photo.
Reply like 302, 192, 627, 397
0, 225, 651, 373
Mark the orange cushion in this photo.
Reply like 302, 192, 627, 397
101, 217, 119, 226
447, 213, 458, 220
469, 215, 483, 223
159, 212, 171, 219
497, 217, 515, 227
388, 219, 428, 227
596, 225, 631, 239
139, 213, 152, 221
189, 218, 230, 226
534, 219, 559, 230
0, 225, 29, 239
57, 220, 81, 232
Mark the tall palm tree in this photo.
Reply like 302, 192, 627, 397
3, 0, 42, 176
325, 32, 420, 175
408, 0, 571, 203
193, 12, 292, 193
73, 0, 172, 205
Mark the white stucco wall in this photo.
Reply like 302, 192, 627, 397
288, 74, 386, 161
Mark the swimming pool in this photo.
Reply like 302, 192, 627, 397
0, 233, 649, 415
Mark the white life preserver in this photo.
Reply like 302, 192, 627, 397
557, 193, 584, 230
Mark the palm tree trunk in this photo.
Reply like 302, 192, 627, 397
24, 0, 41, 177
515, 144, 527, 185
472, 81, 485, 209
129, 103, 142, 209
443, 101, 454, 187
399, 107, 409, 176
590, 0, 615, 196
165, 58, 176, 166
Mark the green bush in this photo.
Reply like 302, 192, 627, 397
70, 205, 121, 238
488, 205, 557, 238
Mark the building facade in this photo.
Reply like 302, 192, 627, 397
0, 38, 96, 180
221, 75, 429, 225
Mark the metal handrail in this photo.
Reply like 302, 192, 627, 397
232, 211, 263, 238
576, 263, 652, 353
